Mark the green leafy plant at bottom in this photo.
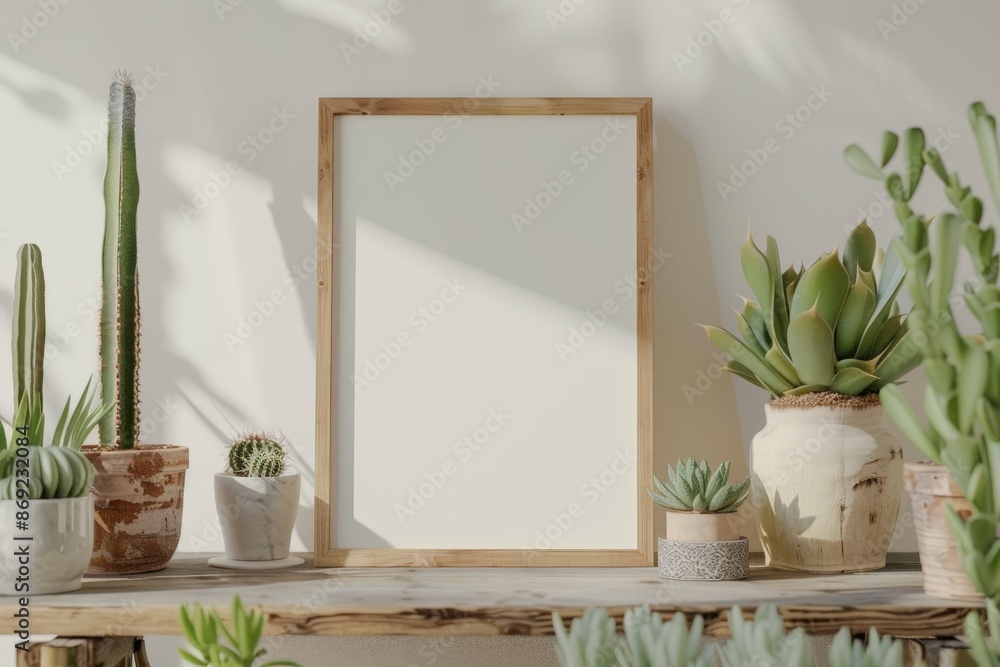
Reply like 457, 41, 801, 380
554, 604, 903, 667
178, 596, 301, 667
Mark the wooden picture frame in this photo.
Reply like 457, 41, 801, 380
315, 98, 653, 567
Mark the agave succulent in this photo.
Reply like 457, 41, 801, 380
649, 459, 750, 514
703, 221, 920, 397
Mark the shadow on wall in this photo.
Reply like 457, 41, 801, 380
0, 0, 760, 551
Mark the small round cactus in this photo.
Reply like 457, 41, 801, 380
227, 432, 285, 477
246, 446, 286, 477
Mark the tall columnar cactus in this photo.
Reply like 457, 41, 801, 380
100, 70, 141, 448
12, 243, 45, 410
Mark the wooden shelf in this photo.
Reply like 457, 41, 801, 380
0, 554, 983, 638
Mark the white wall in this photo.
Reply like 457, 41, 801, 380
1, 0, 994, 663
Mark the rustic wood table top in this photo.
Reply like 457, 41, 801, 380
0, 554, 983, 638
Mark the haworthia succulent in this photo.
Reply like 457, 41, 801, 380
648, 458, 749, 514
100, 71, 141, 448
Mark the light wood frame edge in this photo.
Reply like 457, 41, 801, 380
315, 97, 654, 567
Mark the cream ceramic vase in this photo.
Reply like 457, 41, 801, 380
0, 494, 93, 595
750, 402, 903, 573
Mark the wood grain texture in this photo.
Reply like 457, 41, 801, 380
314, 98, 655, 567
319, 98, 650, 116
0, 556, 981, 639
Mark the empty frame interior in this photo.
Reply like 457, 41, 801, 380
316, 98, 652, 566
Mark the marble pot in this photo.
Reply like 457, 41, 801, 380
0, 495, 93, 595
215, 471, 299, 561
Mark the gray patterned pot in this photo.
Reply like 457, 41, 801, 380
658, 537, 749, 581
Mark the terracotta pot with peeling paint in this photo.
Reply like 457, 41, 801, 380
82, 445, 189, 574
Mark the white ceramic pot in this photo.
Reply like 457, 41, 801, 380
0, 494, 93, 595
750, 402, 903, 573
215, 471, 299, 561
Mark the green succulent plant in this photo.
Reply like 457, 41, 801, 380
553, 607, 619, 667
227, 433, 287, 477
648, 459, 749, 513
846, 102, 1000, 663
702, 220, 919, 398
720, 605, 813, 667
553, 604, 903, 667
616, 607, 715, 667
0, 244, 112, 501
179, 595, 300, 667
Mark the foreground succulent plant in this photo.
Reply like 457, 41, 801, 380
553, 604, 902, 667
648, 459, 749, 513
703, 220, 919, 398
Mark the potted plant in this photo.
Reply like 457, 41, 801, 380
649, 458, 750, 580
702, 220, 920, 573
82, 71, 189, 575
846, 108, 1000, 602
209, 433, 302, 569
0, 244, 111, 594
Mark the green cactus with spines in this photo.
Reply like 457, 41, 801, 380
99, 69, 141, 449
227, 433, 285, 477
246, 446, 286, 478
0, 247, 112, 500
13, 243, 44, 414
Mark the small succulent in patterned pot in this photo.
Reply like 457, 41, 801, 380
649, 459, 751, 580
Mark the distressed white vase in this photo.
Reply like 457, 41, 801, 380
750, 403, 903, 573
0, 494, 93, 595
215, 471, 299, 561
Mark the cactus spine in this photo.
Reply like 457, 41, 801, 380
228, 433, 285, 477
99, 70, 141, 448
12, 244, 45, 411
246, 447, 286, 477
